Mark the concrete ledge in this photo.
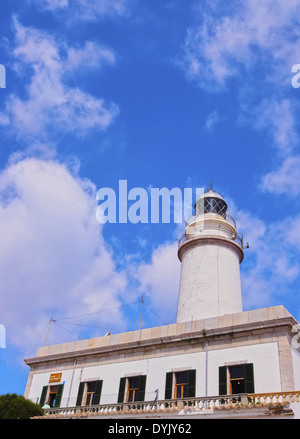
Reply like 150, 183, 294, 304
178, 235, 244, 263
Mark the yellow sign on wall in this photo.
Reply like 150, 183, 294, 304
49, 373, 62, 383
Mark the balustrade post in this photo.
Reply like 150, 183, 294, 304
240, 395, 248, 405
177, 400, 184, 410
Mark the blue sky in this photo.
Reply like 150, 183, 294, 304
1, 0, 300, 396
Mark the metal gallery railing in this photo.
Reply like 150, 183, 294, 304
178, 231, 244, 249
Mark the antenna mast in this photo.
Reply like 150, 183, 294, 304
139, 297, 144, 331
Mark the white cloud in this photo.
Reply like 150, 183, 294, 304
179, 0, 300, 196
133, 242, 181, 324
252, 97, 300, 196
65, 42, 116, 71
36, 0, 68, 10
227, 198, 300, 310
0, 158, 128, 353
251, 98, 298, 156
204, 110, 222, 131
260, 156, 300, 196
0, 19, 119, 142
31, 0, 130, 19
76, 0, 130, 19
181, 0, 300, 90
0, 158, 185, 353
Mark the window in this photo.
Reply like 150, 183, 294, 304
126, 377, 140, 402
39, 384, 64, 408
76, 380, 103, 407
229, 365, 245, 394
48, 385, 58, 407
117, 375, 147, 403
174, 372, 189, 399
85, 381, 97, 406
219, 363, 254, 396
165, 370, 196, 399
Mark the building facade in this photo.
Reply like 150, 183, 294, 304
24, 188, 300, 418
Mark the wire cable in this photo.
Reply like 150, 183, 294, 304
56, 321, 129, 332
33, 299, 169, 347
26, 320, 51, 358
143, 302, 167, 325
55, 300, 140, 322
52, 321, 79, 340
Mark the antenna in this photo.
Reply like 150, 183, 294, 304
139, 296, 144, 331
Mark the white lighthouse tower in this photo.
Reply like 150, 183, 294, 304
176, 186, 244, 322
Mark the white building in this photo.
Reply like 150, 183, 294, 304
24, 188, 300, 419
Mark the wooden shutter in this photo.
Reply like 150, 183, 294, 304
244, 363, 255, 394
137, 375, 147, 402
40, 386, 48, 407
187, 369, 196, 397
165, 372, 173, 399
92, 380, 103, 405
54, 384, 64, 407
76, 382, 85, 406
117, 377, 126, 403
219, 366, 227, 395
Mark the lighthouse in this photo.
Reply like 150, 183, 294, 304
176, 186, 244, 322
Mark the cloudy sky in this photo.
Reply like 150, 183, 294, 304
1, 0, 300, 395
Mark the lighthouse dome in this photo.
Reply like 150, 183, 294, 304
194, 188, 228, 217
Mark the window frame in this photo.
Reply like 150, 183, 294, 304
84, 381, 97, 406
76, 380, 103, 407
126, 376, 140, 403
47, 385, 58, 407
174, 371, 189, 399
219, 363, 254, 396
117, 375, 147, 403
228, 365, 246, 395
40, 383, 64, 408
165, 369, 196, 400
